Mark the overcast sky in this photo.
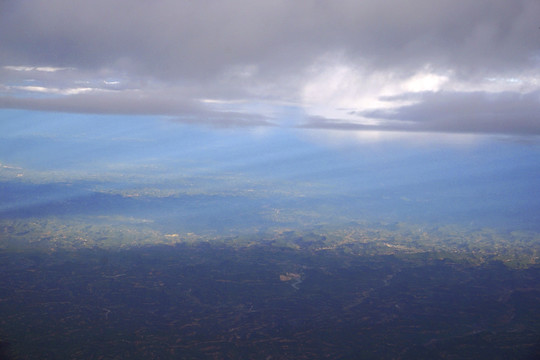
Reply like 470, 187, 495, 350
1, 0, 539, 137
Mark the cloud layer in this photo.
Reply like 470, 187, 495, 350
1, 0, 539, 135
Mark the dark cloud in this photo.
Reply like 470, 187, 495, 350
302, 91, 540, 136
0, 91, 199, 116
0, 92, 274, 128
1, 0, 539, 135
2, 0, 538, 81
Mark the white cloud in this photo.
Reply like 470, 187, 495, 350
402, 71, 449, 93
11, 85, 96, 95
4, 65, 72, 72
300, 56, 451, 126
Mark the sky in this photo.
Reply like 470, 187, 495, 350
0, 1, 539, 233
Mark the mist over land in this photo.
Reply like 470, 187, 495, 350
1, 112, 539, 234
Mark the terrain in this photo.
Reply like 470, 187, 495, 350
1, 219, 539, 359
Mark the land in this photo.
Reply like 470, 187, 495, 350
0, 218, 539, 359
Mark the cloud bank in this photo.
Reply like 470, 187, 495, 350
1, 0, 539, 135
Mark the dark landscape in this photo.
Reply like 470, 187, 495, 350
1, 216, 539, 359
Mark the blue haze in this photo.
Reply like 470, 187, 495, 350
1, 110, 539, 234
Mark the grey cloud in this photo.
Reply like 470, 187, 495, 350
1, 0, 540, 135
299, 117, 375, 132
0, 92, 274, 128
1, 0, 539, 82
302, 91, 540, 136
0, 91, 199, 116
170, 114, 276, 128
